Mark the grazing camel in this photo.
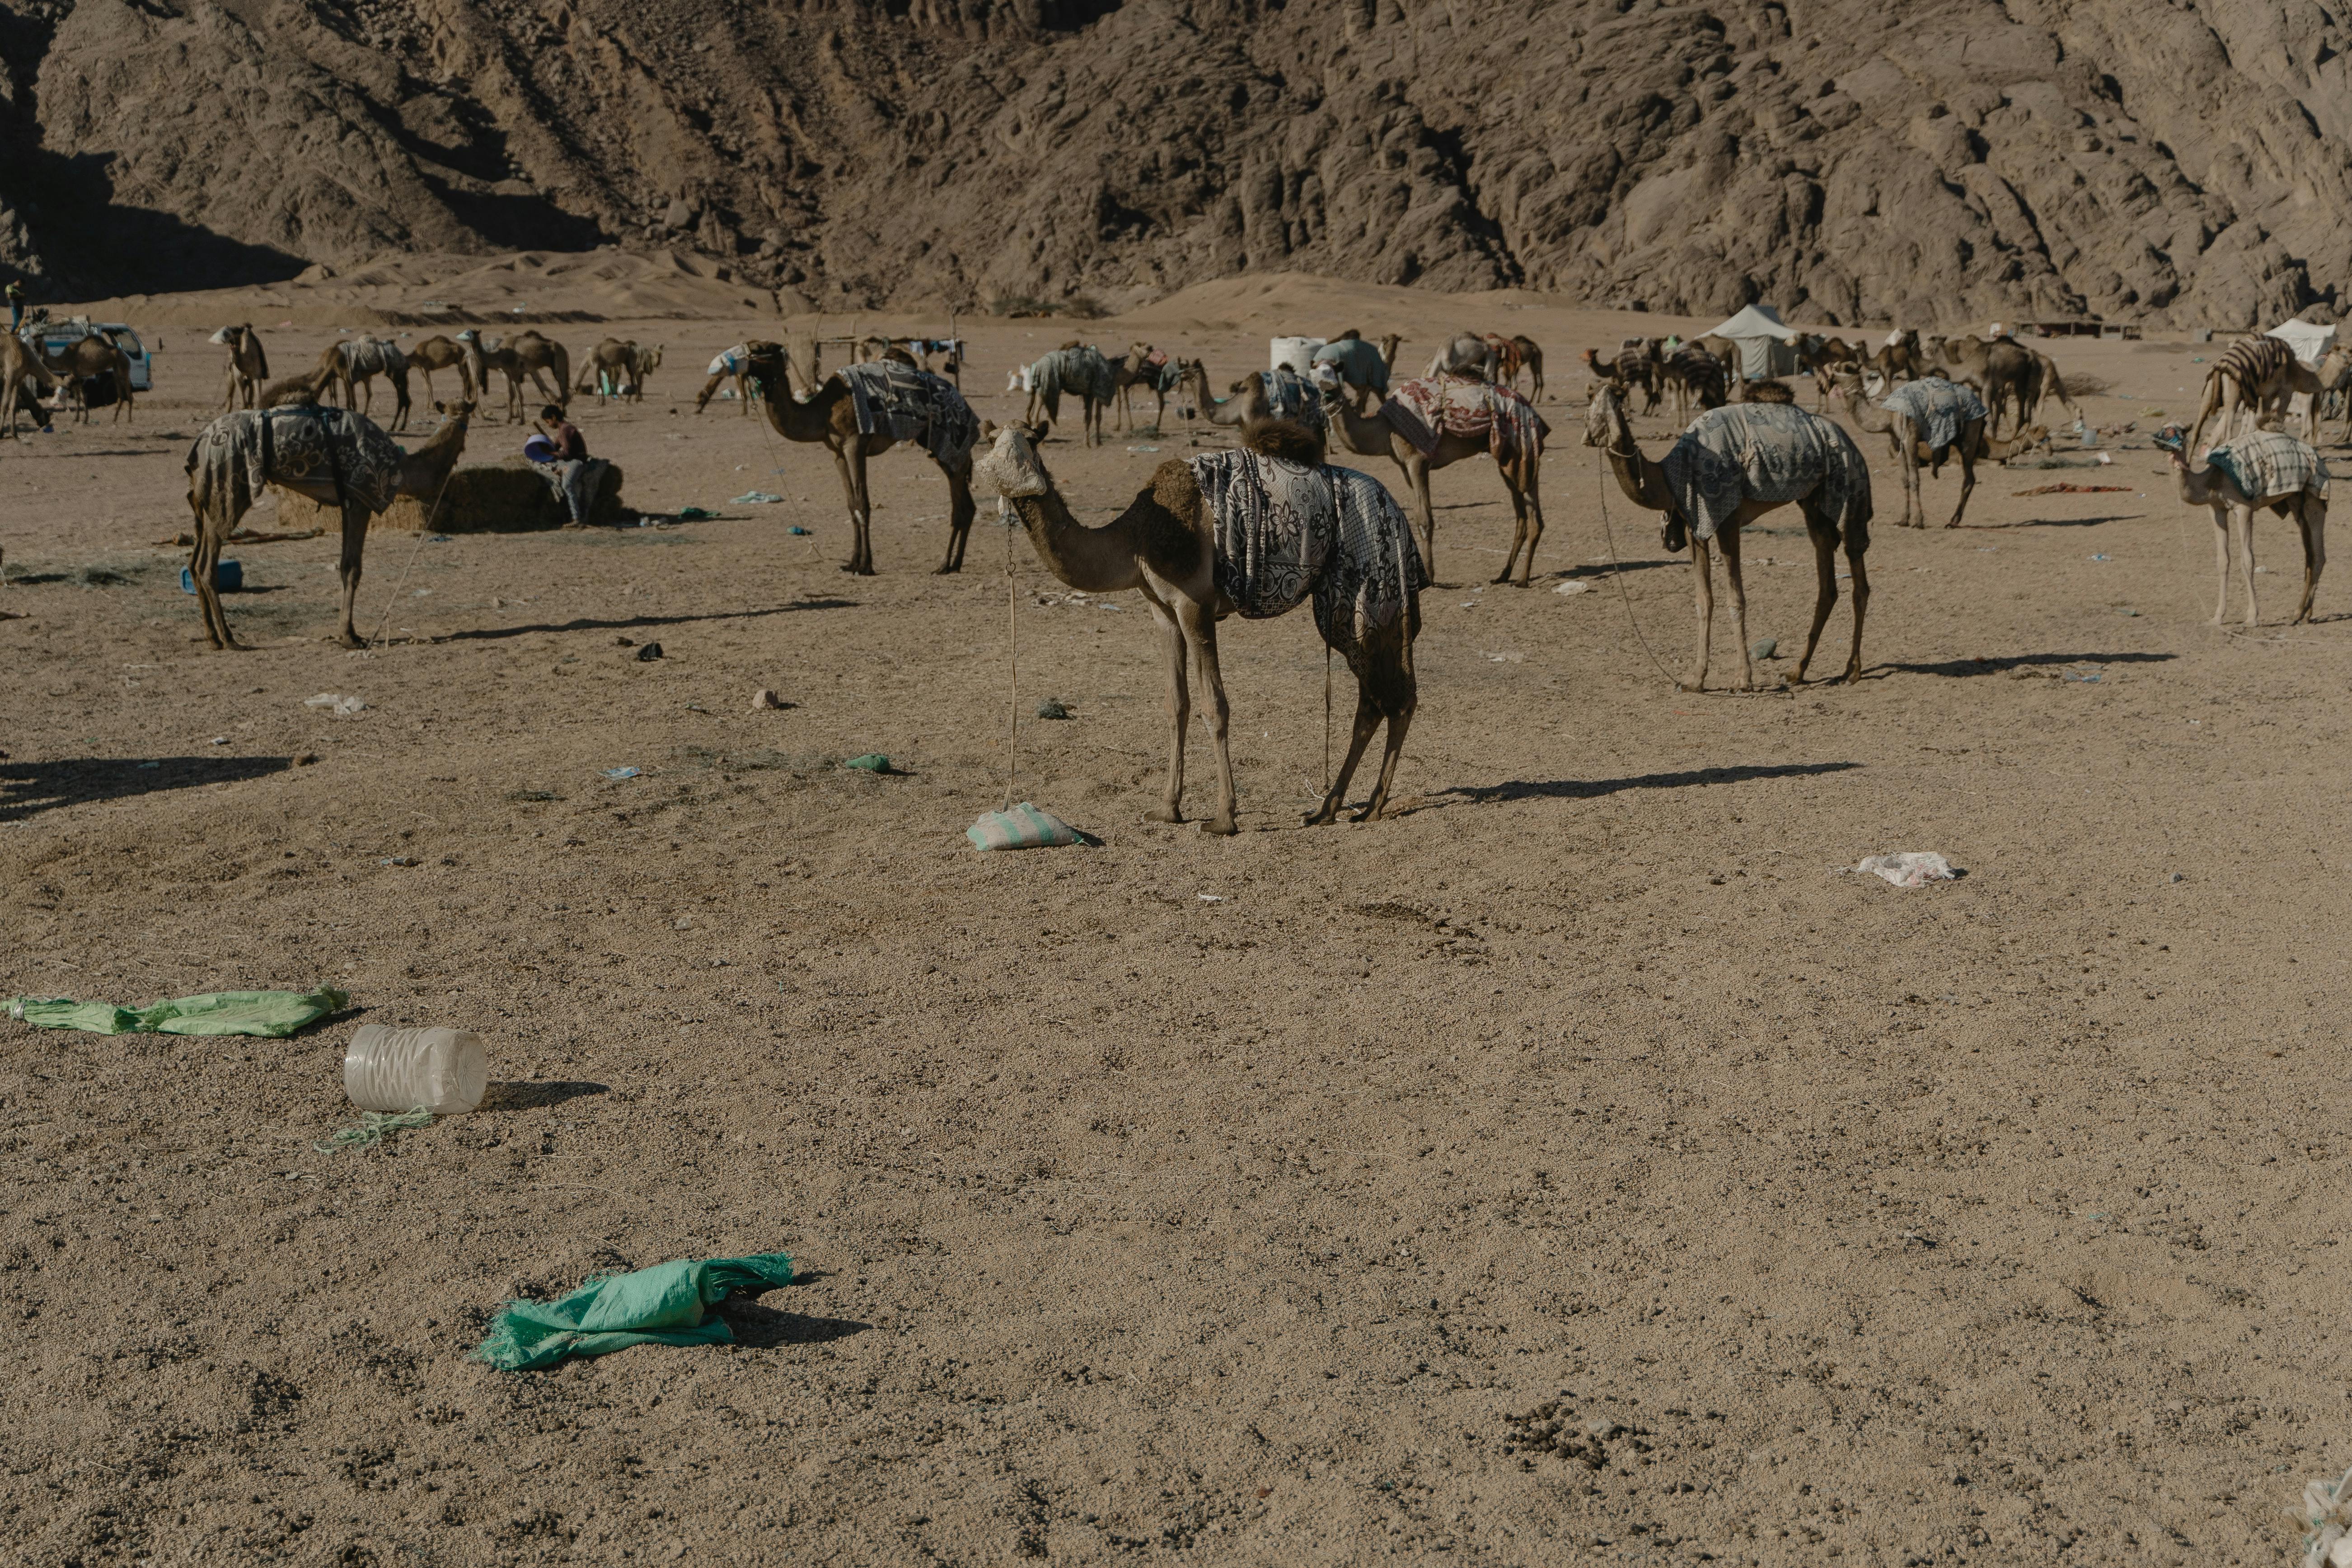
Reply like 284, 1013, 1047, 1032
1922, 336, 2034, 437
211, 325, 270, 411
1584, 379, 1873, 690
578, 337, 662, 403
408, 335, 476, 404
2018, 348, 2084, 431
2, 334, 60, 439
1323, 366, 1547, 586
182, 400, 476, 649
40, 335, 137, 424
1482, 334, 1546, 400
1827, 366, 2046, 529
1024, 345, 1116, 445
2184, 337, 2350, 450
2158, 426, 2329, 625
971, 418, 1424, 832
695, 342, 757, 416
740, 342, 979, 575
259, 364, 342, 409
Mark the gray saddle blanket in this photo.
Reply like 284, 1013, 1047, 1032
1026, 347, 1117, 409
1881, 377, 1987, 455
1186, 449, 1425, 657
1257, 369, 1327, 436
1661, 402, 1873, 543
2206, 430, 2330, 502
186, 405, 405, 517
839, 361, 979, 467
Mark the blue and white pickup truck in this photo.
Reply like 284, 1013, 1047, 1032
18, 315, 155, 393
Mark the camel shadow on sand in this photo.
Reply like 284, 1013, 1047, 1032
0, 755, 292, 823
440, 599, 856, 642
1429, 759, 1860, 809
1887, 651, 2177, 678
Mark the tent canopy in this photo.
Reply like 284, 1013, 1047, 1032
2267, 317, 2337, 367
1705, 304, 1800, 379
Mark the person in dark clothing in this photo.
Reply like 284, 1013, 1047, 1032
5, 279, 25, 332
529, 404, 602, 524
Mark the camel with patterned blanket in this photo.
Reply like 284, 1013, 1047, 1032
316, 338, 411, 431
2161, 427, 2329, 625
1182, 364, 1329, 443
2183, 337, 2349, 451
972, 418, 1423, 833
1324, 374, 1547, 586
1586, 380, 1873, 691
182, 399, 475, 650
1827, 366, 2045, 529
741, 342, 979, 575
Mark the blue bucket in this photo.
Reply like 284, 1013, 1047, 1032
180, 560, 243, 594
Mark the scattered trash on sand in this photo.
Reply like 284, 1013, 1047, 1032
636, 642, 664, 662
473, 1253, 797, 1371
602, 766, 641, 779
843, 754, 892, 773
730, 491, 783, 505
344, 1024, 486, 1114
787, 525, 811, 535
675, 506, 717, 520
967, 802, 1087, 850
751, 688, 789, 711
304, 693, 366, 716
315, 1107, 433, 1153
380, 855, 418, 867
180, 561, 243, 594
1848, 852, 1960, 887
1035, 699, 1072, 719
1750, 637, 1778, 660
1554, 579, 1591, 595
6, 988, 348, 1037
1126, 445, 1160, 454
2292, 1464, 2352, 1568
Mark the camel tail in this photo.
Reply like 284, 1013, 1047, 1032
1244, 417, 1326, 466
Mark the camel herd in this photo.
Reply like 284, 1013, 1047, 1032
13, 308, 2338, 829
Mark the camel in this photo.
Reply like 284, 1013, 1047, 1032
1178, 362, 1330, 443
578, 337, 662, 403
1323, 363, 1547, 586
1614, 339, 1662, 412
318, 338, 411, 431
408, 335, 476, 405
473, 338, 532, 422
1, 334, 60, 440
2160, 427, 2329, 625
1111, 343, 1177, 431
1827, 366, 2046, 529
1867, 330, 1925, 387
2184, 337, 2351, 451
182, 400, 475, 650
504, 331, 571, 411
740, 342, 979, 575
971, 418, 1423, 833
1584, 379, 1873, 691
39, 335, 137, 424
1024, 345, 1116, 445
1922, 336, 2033, 437
1483, 334, 1546, 400
2019, 348, 2085, 431
211, 324, 270, 411
259, 363, 342, 409
1662, 344, 1729, 418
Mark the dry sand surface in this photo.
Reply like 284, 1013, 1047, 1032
4, 276, 2348, 1566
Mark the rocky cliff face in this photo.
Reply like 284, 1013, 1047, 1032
2, 0, 2345, 327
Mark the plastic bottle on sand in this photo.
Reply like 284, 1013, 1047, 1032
343, 1025, 488, 1114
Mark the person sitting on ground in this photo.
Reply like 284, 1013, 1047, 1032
527, 404, 604, 526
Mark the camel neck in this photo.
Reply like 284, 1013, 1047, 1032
1010, 491, 1145, 594
763, 377, 841, 440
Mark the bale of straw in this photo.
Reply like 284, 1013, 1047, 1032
272, 459, 629, 533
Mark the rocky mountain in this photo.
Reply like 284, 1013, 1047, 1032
2, 0, 2346, 327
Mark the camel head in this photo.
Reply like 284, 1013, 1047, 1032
1582, 380, 1626, 449
973, 421, 1054, 500
433, 398, 478, 423
740, 340, 791, 398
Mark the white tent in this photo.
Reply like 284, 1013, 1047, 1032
2267, 317, 2337, 366
1705, 303, 1801, 379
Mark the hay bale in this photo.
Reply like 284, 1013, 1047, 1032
273, 459, 628, 533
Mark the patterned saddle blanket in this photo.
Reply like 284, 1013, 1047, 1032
838, 361, 979, 467
2206, 429, 2330, 502
1661, 403, 1873, 543
1880, 377, 1987, 455
186, 405, 405, 517
1380, 374, 1547, 465
1187, 450, 1426, 660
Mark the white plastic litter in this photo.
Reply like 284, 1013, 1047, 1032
1852, 852, 1958, 887
1554, 580, 1591, 595
303, 693, 366, 716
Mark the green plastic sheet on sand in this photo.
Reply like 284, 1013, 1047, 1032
474, 1253, 796, 1371
6, 988, 348, 1038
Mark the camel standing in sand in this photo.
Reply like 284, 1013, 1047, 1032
1827, 366, 2045, 529
408, 335, 476, 404
1923, 336, 2034, 436
1110, 344, 1163, 431
2184, 337, 2350, 450
578, 337, 661, 403
1662, 345, 1729, 417
1024, 345, 1116, 445
741, 342, 978, 575
2, 335, 60, 440
212, 325, 269, 411
39, 336, 137, 424
1323, 359, 1547, 586
258, 364, 341, 409
1585, 380, 1873, 690
972, 419, 1422, 832
1483, 334, 1545, 400
1178, 362, 1330, 444
183, 400, 475, 649
317, 338, 411, 431
2165, 430, 2329, 625
504, 331, 571, 411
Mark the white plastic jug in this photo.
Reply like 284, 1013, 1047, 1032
1270, 336, 1326, 376
343, 1025, 487, 1114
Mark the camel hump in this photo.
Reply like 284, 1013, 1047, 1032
1746, 379, 1796, 404
1243, 418, 1326, 466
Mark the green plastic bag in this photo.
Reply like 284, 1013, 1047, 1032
473, 1252, 796, 1371
6, 988, 348, 1038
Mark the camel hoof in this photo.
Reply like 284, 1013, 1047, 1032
1143, 805, 1183, 824
1199, 816, 1238, 837
932, 564, 960, 576
1301, 807, 1339, 828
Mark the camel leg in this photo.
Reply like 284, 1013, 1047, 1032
1354, 636, 1419, 822
1839, 528, 1871, 684
937, 460, 975, 574
187, 507, 241, 651
1899, 421, 1925, 529
2208, 503, 2232, 624
1178, 600, 1239, 835
1719, 526, 1756, 691
2297, 496, 2326, 623
833, 446, 873, 576
694, 372, 722, 414
2236, 506, 2260, 627
1790, 521, 1842, 685
1495, 467, 1543, 586
334, 501, 370, 648
1681, 534, 1715, 692
1946, 421, 1981, 528
1145, 598, 1190, 824
1307, 683, 1383, 828
1401, 454, 1438, 583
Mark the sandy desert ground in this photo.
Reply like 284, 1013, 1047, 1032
3, 270, 2348, 1566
